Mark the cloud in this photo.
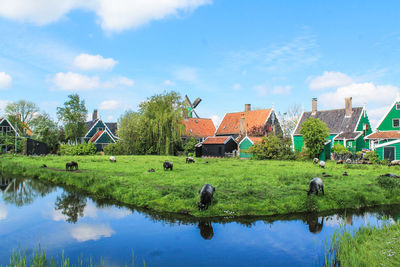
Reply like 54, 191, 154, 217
233, 83, 241, 90
70, 224, 114, 242
272, 85, 291, 95
99, 100, 120, 110
308, 71, 353, 90
254, 84, 268, 96
50, 72, 133, 91
0, 72, 12, 89
253, 84, 291, 96
74, 54, 118, 71
164, 80, 176, 86
174, 67, 198, 82
0, 0, 212, 32
0, 204, 8, 220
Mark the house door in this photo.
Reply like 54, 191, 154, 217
383, 147, 395, 161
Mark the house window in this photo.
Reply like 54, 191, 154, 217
96, 127, 104, 132
348, 142, 352, 148
393, 119, 400, 128
396, 104, 400, 110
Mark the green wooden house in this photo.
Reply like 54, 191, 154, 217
83, 110, 118, 151
239, 136, 264, 158
0, 118, 19, 153
292, 97, 372, 160
365, 97, 400, 160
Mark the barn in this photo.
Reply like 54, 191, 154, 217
201, 136, 238, 157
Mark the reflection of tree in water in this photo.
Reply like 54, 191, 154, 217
55, 192, 87, 223
198, 221, 214, 240
1, 178, 56, 207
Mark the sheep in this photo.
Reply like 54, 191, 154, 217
198, 184, 215, 210
345, 158, 352, 164
336, 159, 343, 164
163, 161, 173, 171
148, 168, 155, 173
186, 157, 195, 163
388, 160, 400, 167
109, 156, 116, 163
40, 164, 47, 168
319, 161, 326, 169
313, 158, 319, 164
381, 173, 399, 178
322, 172, 331, 177
66, 161, 78, 171
343, 171, 348, 176
307, 177, 324, 196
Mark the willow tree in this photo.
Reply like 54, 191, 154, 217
139, 91, 186, 155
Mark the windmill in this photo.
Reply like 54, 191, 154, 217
185, 95, 202, 118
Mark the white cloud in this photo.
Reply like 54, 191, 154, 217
164, 80, 176, 86
233, 83, 241, 90
83, 203, 98, 218
99, 100, 120, 110
0, 204, 8, 220
102, 207, 131, 219
211, 115, 220, 128
272, 85, 291, 95
74, 54, 118, 71
50, 72, 134, 91
0, 0, 212, 32
254, 84, 268, 96
0, 72, 12, 89
309, 71, 353, 90
174, 67, 198, 82
70, 224, 114, 242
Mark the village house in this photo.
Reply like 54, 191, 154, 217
182, 118, 216, 143
0, 118, 19, 153
292, 97, 372, 160
83, 110, 118, 151
365, 97, 400, 161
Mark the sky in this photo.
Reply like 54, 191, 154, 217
0, 0, 400, 129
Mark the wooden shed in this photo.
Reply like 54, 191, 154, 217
201, 136, 238, 157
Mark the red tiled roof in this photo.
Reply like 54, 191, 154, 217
89, 130, 103, 143
366, 131, 400, 139
203, 136, 231, 145
248, 136, 264, 144
183, 118, 216, 138
216, 109, 272, 135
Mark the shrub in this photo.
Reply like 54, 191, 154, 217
364, 150, 380, 164
59, 143, 97, 155
183, 137, 198, 154
104, 142, 127, 155
248, 135, 294, 160
332, 142, 348, 154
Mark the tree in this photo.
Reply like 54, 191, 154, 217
299, 118, 330, 158
138, 91, 186, 155
248, 135, 294, 160
56, 94, 88, 144
5, 100, 39, 135
184, 137, 198, 154
278, 104, 301, 137
31, 113, 60, 153
116, 111, 143, 154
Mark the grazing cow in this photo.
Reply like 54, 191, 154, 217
163, 161, 173, 171
313, 158, 319, 164
343, 171, 348, 176
186, 157, 195, 163
66, 161, 78, 171
319, 161, 326, 169
388, 160, 400, 167
109, 156, 116, 163
381, 173, 400, 178
337, 159, 343, 164
148, 168, 155, 173
345, 158, 352, 164
307, 177, 324, 196
198, 184, 215, 210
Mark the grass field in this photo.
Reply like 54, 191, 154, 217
1, 155, 400, 217
325, 221, 400, 266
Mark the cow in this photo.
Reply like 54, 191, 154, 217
186, 157, 195, 163
307, 177, 324, 196
198, 184, 215, 210
66, 161, 78, 171
381, 173, 400, 178
40, 164, 47, 168
163, 161, 173, 171
109, 156, 116, 163
198, 221, 214, 240
343, 171, 348, 176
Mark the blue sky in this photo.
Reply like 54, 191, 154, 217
0, 0, 400, 128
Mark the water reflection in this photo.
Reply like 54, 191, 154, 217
305, 215, 324, 234
198, 221, 214, 240
70, 224, 115, 242
55, 192, 87, 223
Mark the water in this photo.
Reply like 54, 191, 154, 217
0, 176, 398, 266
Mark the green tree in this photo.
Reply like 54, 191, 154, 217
332, 142, 348, 155
184, 137, 198, 154
5, 100, 39, 135
56, 94, 88, 144
248, 135, 294, 160
139, 91, 186, 155
299, 117, 330, 158
117, 111, 143, 154
31, 113, 60, 153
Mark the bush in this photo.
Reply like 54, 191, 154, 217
332, 143, 348, 154
183, 137, 198, 154
104, 142, 127, 155
248, 135, 294, 160
364, 150, 380, 164
59, 143, 97, 155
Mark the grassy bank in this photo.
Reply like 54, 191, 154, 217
1, 155, 400, 217
325, 222, 400, 266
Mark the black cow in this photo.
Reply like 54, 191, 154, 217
163, 161, 173, 171
198, 184, 215, 210
186, 157, 195, 163
381, 173, 400, 178
198, 221, 214, 240
66, 161, 78, 171
40, 164, 47, 168
307, 177, 324, 196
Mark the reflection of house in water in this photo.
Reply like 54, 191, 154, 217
0, 177, 13, 192
346, 214, 353, 225
198, 221, 214, 240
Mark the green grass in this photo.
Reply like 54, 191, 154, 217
324, 222, 400, 267
1, 154, 400, 217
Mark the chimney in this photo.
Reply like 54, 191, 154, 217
240, 113, 246, 136
345, 97, 352, 117
93, 109, 98, 121
311, 98, 317, 115
245, 104, 251, 112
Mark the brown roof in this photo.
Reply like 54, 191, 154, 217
334, 132, 362, 140
366, 131, 400, 139
248, 136, 264, 144
294, 107, 363, 135
183, 118, 216, 138
90, 130, 103, 143
203, 136, 231, 145
216, 109, 272, 135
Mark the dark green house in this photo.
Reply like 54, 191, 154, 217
83, 110, 118, 151
0, 118, 19, 153
292, 97, 372, 160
